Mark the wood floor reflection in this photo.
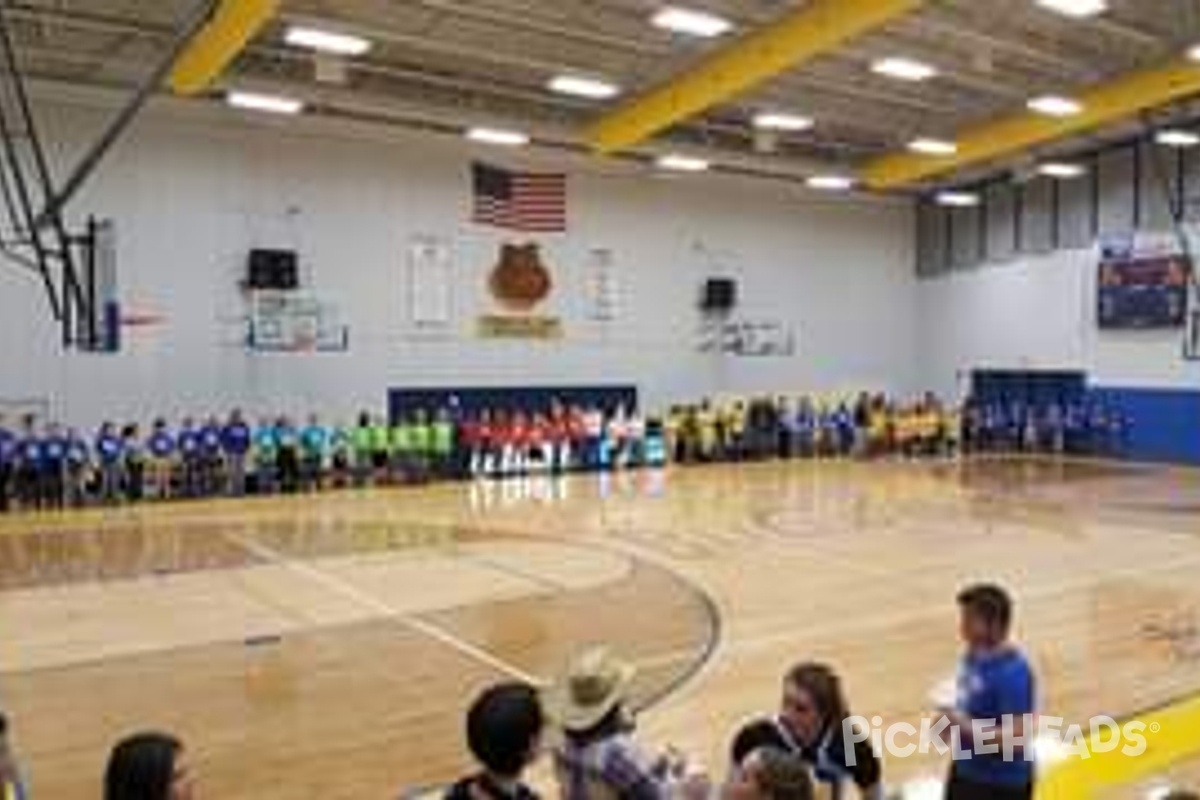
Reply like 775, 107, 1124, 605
1, 458, 1199, 797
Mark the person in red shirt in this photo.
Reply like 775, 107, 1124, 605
460, 414, 483, 479
528, 413, 550, 474
548, 407, 571, 474
507, 411, 530, 477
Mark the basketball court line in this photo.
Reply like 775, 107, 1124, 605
221, 530, 540, 684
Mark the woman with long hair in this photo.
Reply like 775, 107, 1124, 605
730, 663, 881, 800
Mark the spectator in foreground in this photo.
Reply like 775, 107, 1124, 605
724, 746, 813, 800
446, 682, 545, 800
104, 731, 192, 800
549, 646, 709, 800
731, 663, 881, 799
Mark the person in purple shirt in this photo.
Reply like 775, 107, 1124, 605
0, 412, 14, 513
177, 418, 201, 498
198, 415, 224, 497
147, 419, 175, 500
222, 409, 252, 497
15, 415, 42, 510
65, 428, 91, 507
40, 422, 68, 510
95, 421, 124, 504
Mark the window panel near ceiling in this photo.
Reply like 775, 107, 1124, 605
985, 181, 1016, 263
1097, 145, 1136, 236
1057, 164, 1094, 250
1019, 177, 1054, 254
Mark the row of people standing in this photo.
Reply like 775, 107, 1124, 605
0, 403, 664, 513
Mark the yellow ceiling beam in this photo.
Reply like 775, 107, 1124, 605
585, 0, 925, 154
863, 55, 1200, 189
169, 0, 281, 95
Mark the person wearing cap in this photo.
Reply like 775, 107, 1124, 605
549, 647, 709, 800
446, 682, 545, 800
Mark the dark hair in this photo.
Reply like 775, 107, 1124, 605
104, 732, 182, 800
731, 721, 786, 766
957, 583, 1013, 634
466, 682, 544, 778
785, 663, 850, 734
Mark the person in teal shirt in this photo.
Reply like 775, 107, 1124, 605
253, 417, 278, 495
329, 423, 352, 489
300, 414, 329, 492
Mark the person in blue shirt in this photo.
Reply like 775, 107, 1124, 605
65, 427, 91, 507
942, 583, 1035, 800
123, 423, 146, 502
177, 417, 202, 499
40, 422, 68, 510
198, 415, 224, 497
95, 421, 124, 504
299, 414, 328, 493
222, 409, 252, 497
147, 418, 176, 500
14, 415, 42, 510
0, 413, 14, 513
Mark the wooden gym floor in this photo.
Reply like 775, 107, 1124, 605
1, 456, 1199, 798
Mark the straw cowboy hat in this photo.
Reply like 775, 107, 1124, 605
547, 647, 637, 732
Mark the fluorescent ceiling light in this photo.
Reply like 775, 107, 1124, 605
284, 26, 372, 56
1034, 0, 1107, 17
1028, 95, 1083, 117
1156, 129, 1200, 148
871, 57, 937, 82
657, 154, 710, 172
806, 175, 855, 191
753, 112, 814, 132
1037, 162, 1086, 179
226, 91, 304, 115
936, 191, 981, 207
548, 75, 621, 99
652, 6, 733, 38
466, 127, 530, 147
909, 138, 958, 156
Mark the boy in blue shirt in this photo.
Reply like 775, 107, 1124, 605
199, 415, 224, 496
943, 584, 1035, 800
222, 410, 252, 496
15, 415, 42, 510
95, 421, 124, 504
65, 428, 91, 507
147, 419, 176, 500
40, 422, 68, 509
177, 418, 201, 498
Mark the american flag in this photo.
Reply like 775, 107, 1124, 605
471, 162, 567, 233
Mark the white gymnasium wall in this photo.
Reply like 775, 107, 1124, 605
0, 97, 917, 427
916, 246, 1200, 398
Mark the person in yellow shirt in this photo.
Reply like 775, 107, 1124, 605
697, 401, 718, 462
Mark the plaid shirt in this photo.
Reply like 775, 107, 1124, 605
554, 733, 672, 800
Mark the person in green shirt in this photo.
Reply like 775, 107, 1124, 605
410, 409, 432, 484
369, 414, 391, 486
390, 415, 415, 484
431, 408, 455, 480
352, 412, 374, 488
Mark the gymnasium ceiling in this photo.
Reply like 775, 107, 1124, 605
7, 0, 1200, 192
